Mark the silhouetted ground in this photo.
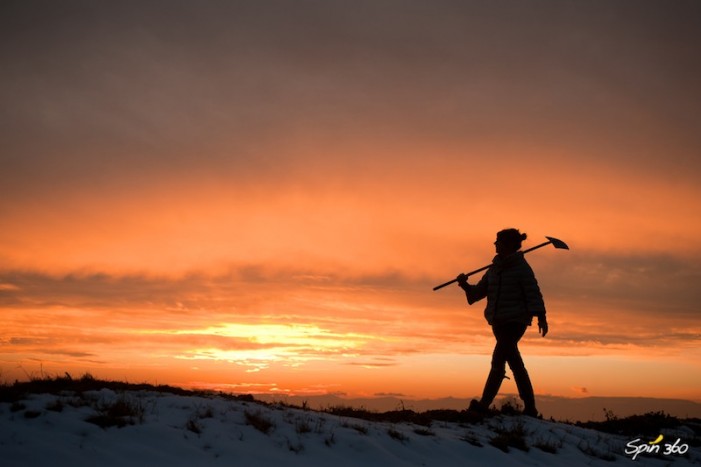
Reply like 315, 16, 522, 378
2, 374, 699, 466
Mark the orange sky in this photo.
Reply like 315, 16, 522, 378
2, 1, 701, 404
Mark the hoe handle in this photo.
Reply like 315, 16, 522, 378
432, 236, 568, 292
432, 264, 490, 291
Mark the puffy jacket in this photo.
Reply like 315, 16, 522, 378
464, 252, 546, 326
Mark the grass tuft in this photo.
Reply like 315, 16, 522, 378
244, 409, 275, 434
85, 394, 145, 429
489, 420, 529, 453
387, 427, 409, 443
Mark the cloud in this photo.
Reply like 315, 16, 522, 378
3, 0, 701, 200
0, 267, 426, 310
537, 250, 701, 318
374, 392, 408, 398
3, 336, 99, 361
3, 253, 700, 362
0, 267, 449, 366
346, 361, 399, 369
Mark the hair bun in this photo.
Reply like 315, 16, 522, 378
496, 228, 527, 247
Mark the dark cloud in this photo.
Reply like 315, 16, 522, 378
537, 250, 701, 318
3, 247, 699, 326
373, 392, 407, 398
2, 0, 700, 199
540, 330, 701, 349
346, 361, 398, 368
4, 336, 98, 359
0, 266, 427, 311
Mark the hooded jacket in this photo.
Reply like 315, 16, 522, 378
464, 252, 546, 326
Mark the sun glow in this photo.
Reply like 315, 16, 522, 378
145, 323, 375, 348
139, 323, 380, 372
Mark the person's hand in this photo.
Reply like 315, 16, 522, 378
538, 317, 548, 337
456, 273, 468, 288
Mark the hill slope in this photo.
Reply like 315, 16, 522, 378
1, 377, 699, 466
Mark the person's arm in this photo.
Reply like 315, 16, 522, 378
458, 273, 488, 305
521, 265, 548, 336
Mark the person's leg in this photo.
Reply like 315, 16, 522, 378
478, 326, 509, 408
500, 325, 538, 416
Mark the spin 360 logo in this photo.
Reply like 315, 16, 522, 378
625, 434, 689, 461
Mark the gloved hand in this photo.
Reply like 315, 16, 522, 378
538, 316, 548, 337
456, 273, 469, 289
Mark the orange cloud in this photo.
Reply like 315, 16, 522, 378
2, 261, 700, 401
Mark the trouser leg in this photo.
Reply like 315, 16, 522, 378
483, 324, 537, 413
509, 352, 536, 412
480, 364, 506, 408
479, 328, 509, 407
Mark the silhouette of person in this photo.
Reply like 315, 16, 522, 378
457, 228, 548, 417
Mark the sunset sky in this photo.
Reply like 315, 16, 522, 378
2, 1, 701, 404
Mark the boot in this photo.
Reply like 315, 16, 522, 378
512, 366, 538, 417
468, 399, 490, 414
522, 405, 539, 418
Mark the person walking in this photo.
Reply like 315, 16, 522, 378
457, 228, 548, 417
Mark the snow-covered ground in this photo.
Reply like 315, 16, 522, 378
1, 387, 699, 466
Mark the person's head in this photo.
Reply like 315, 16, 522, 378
494, 228, 527, 256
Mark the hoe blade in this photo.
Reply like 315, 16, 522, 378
546, 236, 569, 250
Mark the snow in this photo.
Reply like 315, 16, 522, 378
1, 388, 699, 466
